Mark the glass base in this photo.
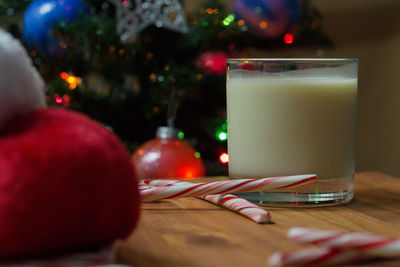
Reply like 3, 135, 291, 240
234, 176, 353, 207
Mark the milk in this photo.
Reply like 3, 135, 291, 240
227, 75, 358, 179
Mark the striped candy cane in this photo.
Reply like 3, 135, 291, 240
288, 227, 400, 257
268, 228, 400, 266
202, 193, 271, 223
143, 179, 271, 223
140, 174, 316, 202
268, 247, 364, 266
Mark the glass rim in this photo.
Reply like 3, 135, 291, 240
226, 58, 358, 64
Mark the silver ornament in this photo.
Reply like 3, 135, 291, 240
109, 0, 188, 42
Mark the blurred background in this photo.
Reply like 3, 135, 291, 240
313, 0, 400, 177
1, 0, 400, 177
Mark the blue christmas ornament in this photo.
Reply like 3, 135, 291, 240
233, 0, 300, 39
23, 0, 87, 58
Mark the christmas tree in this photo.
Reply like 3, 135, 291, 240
0, 0, 331, 175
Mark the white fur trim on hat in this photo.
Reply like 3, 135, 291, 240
0, 28, 47, 129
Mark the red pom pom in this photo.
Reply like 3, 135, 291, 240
0, 108, 140, 258
195, 51, 228, 75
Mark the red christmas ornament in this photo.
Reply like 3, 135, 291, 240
132, 127, 206, 180
195, 51, 228, 75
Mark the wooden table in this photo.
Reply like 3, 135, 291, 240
114, 172, 400, 266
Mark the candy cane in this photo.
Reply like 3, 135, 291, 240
288, 227, 400, 257
140, 174, 316, 202
268, 228, 400, 266
202, 193, 271, 223
268, 247, 365, 266
143, 179, 271, 223
138, 182, 153, 190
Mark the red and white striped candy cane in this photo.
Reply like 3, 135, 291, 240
140, 174, 316, 202
144, 179, 184, 187
143, 179, 271, 223
203, 194, 271, 223
288, 227, 400, 258
268, 247, 364, 266
138, 181, 153, 190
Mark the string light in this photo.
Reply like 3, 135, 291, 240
67, 76, 76, 84
284, 33, 294, 44
216, 129, 227, 141
219, 153, 229, 164
60, 72, 82, 90
219, 132, 227, 141
222, 14, 235, 26
149, 73, 156, 82
54, 94, 63, 104
194, 151, 201, 158
216, 121, 228, 141
259, 21, 268, 29
60, 72, 69, 80
178, 131, 184, 139
206, 8, 219, 14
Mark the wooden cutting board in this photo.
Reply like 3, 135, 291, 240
114, 172, 400, 267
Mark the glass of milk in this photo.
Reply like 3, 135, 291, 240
226, 58, 358, 206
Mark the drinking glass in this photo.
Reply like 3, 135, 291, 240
226, 58, 358, 206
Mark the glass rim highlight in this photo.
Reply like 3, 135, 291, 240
226, 58, 358, 64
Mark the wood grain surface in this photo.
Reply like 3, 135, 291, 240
114, 172, 400, 267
